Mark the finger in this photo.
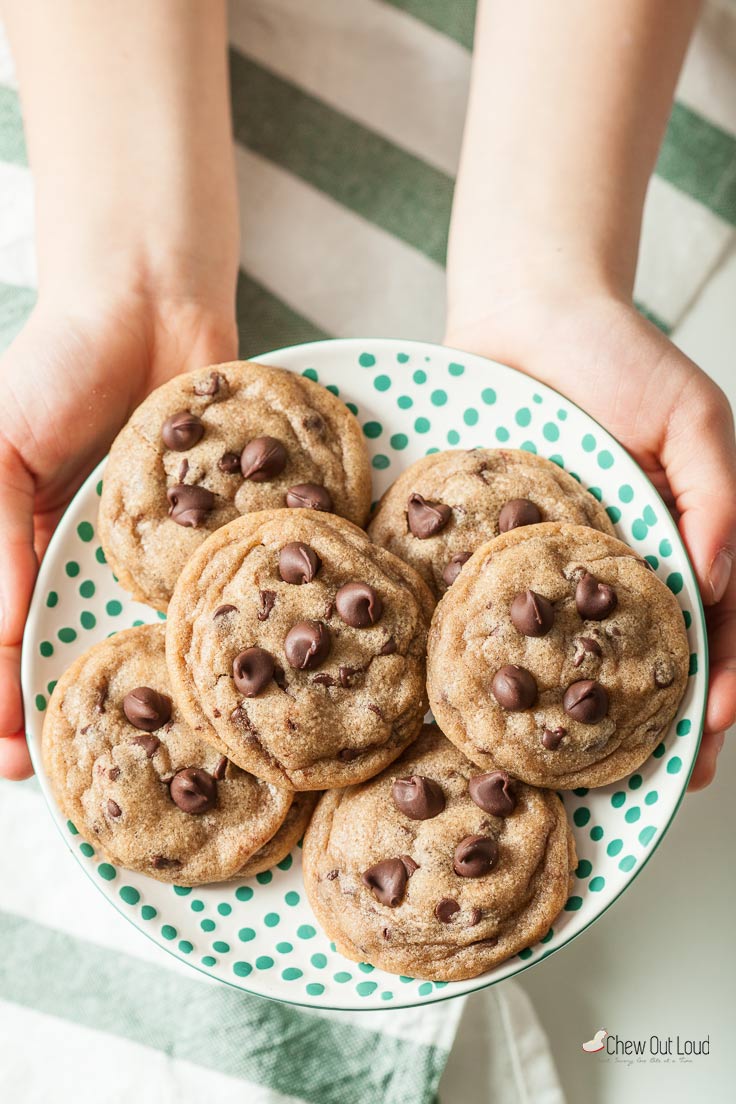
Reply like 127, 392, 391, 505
0, 729, 33, 780
0, 444, 37, 775
687, 731, 725, 792
663, 375, 736, 606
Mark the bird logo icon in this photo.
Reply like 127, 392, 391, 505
582, 1030, 608, 1053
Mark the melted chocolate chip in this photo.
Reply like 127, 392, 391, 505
491, 665, 538, 710
510, 590, 554, 636
284, 620, 332, 670
240, 436, 288, 482
442, 552, 471, 587
278, 542, 322, 584
257, 590, 277, 622
233, 648, 275, 696
169, 768, 217, 814
407, 492, 451, 539
95, 683, 108, 714
338, 665, 362, 688
130, 733, 161, 757
542, 727, 566, 750
468, 907, 482, 927
362, 858, 410, 907
653, 657, 676, 688
575, 572, 617, 620
193, 371, 224, 397
122, 687, 171, 732
574, 636, 603, 666
151, 855, 181, 870
392, 775, 446, 820
563, 680, 609, 723
106, 799, 121, 818
435, 897, 460, 923
498, 499, 542, 532
379, 637, 397, 655
108, 767, 120, 781
326, 868, 339, 880
285, 483, 333, 511
453, 835, 498, 878
312, 673, 336, 687
213, 603, 237, 619
178, 458, 189, 481
161, 411, 204, 451
468, 771, 516, 817
167, 483, 215, 527
335, 582, 383, 628
218, 451, 242, 474
212, 756, 229, 780
338, 747, 361, 761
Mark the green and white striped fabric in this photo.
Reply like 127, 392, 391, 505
1, 2, 735, 1101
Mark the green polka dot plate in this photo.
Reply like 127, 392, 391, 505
21, 338, 707, 1010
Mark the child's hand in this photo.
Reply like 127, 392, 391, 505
447, 293, 736, 790
0, 289, 236, 779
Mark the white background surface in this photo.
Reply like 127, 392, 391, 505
516, 246, 736, 1103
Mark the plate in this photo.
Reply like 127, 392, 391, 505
21, 338, 706, 1010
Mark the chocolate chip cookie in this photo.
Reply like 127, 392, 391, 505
42, 624, 293, 884
368, 449, 614, 599
427, 523, 690, 788
165, 509, 435, 790
98, 361, 372, 610
302, 724, 576, 981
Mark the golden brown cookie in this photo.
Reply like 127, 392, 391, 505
303, 725, 576, 981
427, 523, 690, 788
99, 361, 372, 610
368, 448, 614, 599
165, 509, 435, 790
42, 624, 292, 885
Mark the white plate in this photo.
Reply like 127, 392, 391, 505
21, 338, 706, 1010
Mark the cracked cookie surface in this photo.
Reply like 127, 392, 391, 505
98, 361, 372, 610
165, 509, 435, 790
368, 448, 614, 600
427, 523, 690, 788
302, 725, 576, 981
42, 624, 292, 884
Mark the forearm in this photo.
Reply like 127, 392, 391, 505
446, 0, 701, 337
3, 0, 239, 309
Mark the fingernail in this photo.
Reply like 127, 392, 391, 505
709, 549, 733, 604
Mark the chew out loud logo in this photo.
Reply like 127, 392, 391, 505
582, 1030, 710, 1057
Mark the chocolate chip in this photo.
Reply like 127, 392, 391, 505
442, 552, 471, 587
108, 767, 120, 781
285, 483, 333, 511
574, 636, 603, 666
131, 734, 161, 757
563, 680, 609, 723
392, 775, 446, 820
284, 620, 332, 670
169, 768, 217, 814
95, 682, 108, 714
339, 665, 362, 688
193, 371, 224, 397
575, 572, 617, 620
468, 770, 516, 817
212, 756, 229, 780
123, 687, 171, 731
338, 747, 361, 761
653, 657, 676, 688
335, 582, 383, 628
273, 666, 288, 691
106, 799, 121, 818
213, 604, 237, 619
498, 499, 542, 532
312, 673, 335, 687
362, 858, 410, 907
152, 855, 181, 870
167, 483, 215, 527
218, 451, 242, 474
178, 458, 189, 481
491, 665, 538, 710
233, 648, 275, 696
435, 897, 460, 923
468, 907, 482, 927
278, 542, 322, 584
257, 590, 276, 621
161, 411, 204, 451
367, 703, 384, 719
510, 590, 554, 636
542, 727, 566, 750
453, 834, 498, 878
382, 927, 391, 940
240, 436, 287, 482
303, 413, 324, 434
379, 637, 397, 655
400, 855, 419, 876
407, 492, 451, 539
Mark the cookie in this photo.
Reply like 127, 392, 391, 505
368, 448, 614, 599
302, 724, 576, 981
427, 523, 690, 788
42, 624, 293, 884
237, 791, 319, 878
98, 361, 372, 610
165, 509, 435, 790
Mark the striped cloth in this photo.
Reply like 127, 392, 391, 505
1, 2, 735, 1101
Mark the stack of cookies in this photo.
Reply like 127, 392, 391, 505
43, 360, 689, 982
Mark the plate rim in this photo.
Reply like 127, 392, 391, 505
20, 335, 708, 1011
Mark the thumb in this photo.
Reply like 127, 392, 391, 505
0, 442, 37, 780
